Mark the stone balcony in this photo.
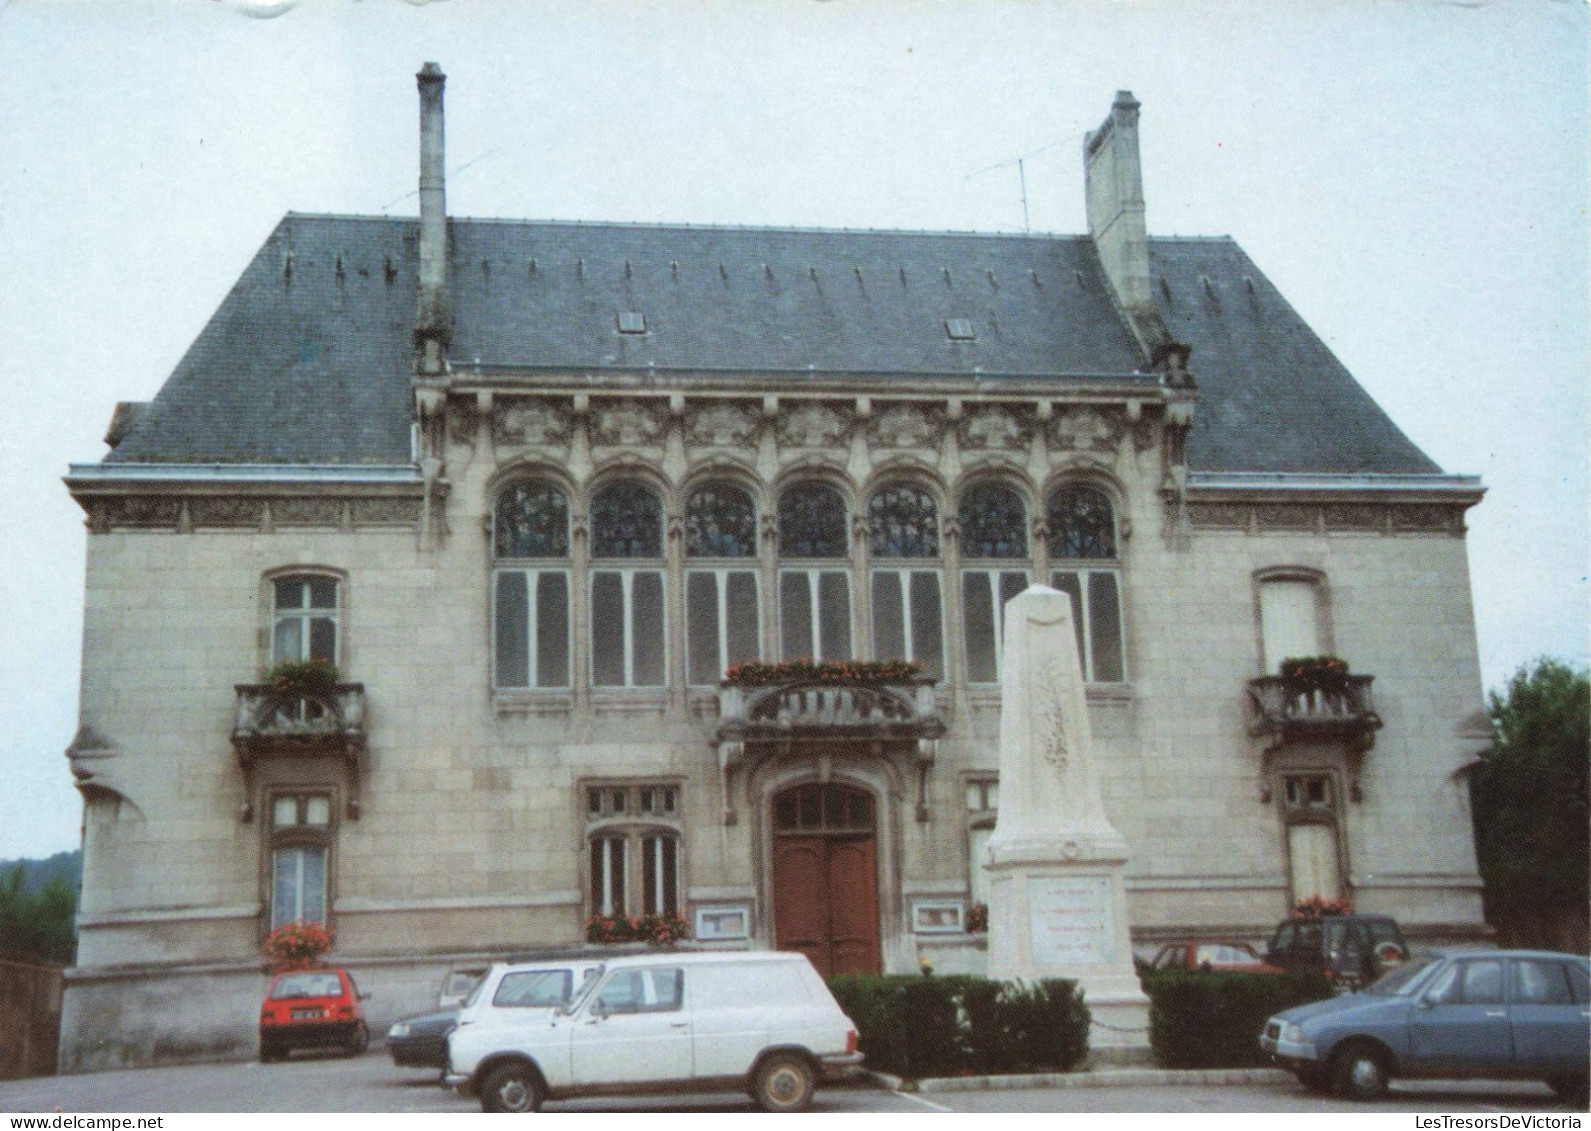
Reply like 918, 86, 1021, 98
713, 676, 946, 824
1247, 674, 1382, 752
231, 683, 367, 818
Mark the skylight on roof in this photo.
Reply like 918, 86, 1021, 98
945, 318, 976, 341
617, 312, 647, 335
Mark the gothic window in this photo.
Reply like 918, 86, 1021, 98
590, 481, 666, 688
777, 483, 852, 661
1047, 484, 1117, 559
869, 484, 943, 676
686, 484, 756, 558
686, 485, 761, 684
491, 480, 571, 690
1279, 772, 1344, 904
586, 782, 681, 918
959, 485, 1030, 683
272, 575, 339, 666
269, 792, 332, 930
494, 480, 571, 559
1047, 483, 1124, 683
868, 484, 939, 559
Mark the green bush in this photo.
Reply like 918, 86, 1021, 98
1145, 970, 1333, 1068
828, 974, 1089, 1080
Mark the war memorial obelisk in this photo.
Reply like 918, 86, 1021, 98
984, 584, 1151, 1054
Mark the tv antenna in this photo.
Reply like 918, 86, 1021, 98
964, 132, 1084, 233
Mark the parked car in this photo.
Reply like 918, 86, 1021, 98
259, 966, 370, 1061
1149, 941, 1283, 974
1265, 914, 1408, 990
445, 951, 862, 1113
389, 958, 598, 1071
1260, 949, 1590, 1105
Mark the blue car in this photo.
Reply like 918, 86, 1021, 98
1261, 949, 1590, 1105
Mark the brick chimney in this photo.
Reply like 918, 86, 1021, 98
1084, 91, 1178, 366
415, 62, 450, 374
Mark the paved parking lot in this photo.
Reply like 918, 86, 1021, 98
0, 1051, 1572, 1115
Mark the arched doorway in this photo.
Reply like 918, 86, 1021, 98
770, 782, 880, 976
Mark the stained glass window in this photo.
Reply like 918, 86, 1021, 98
868, 485, 939, 559
959, 484, 1028, 559
686, 485, 756, 558
591, 481, 663, 559
494, 481, 570, 559
1047, 484, 1117, 559
777, 483, 848, 558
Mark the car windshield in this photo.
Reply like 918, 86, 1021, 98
559, 965, 604, 1015
271, 971, 343, 1000
1363, 953, 1441, 996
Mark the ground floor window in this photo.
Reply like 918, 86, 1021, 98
964, 777, 999, 908
270, 792, 332, 930
585, 782, 682, 918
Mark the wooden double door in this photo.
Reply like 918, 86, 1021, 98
771, 782, 881, 977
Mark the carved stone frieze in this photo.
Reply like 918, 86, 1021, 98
958, 404, 1029, 451
351, 497, 423, 527
274, 498, 343, 527
591, 397, 668, 448
495, 397, 574, 449
685, 400, 759, 448
1255, 504, 1316, 532
102, 496, 183, 529
1051, 405, 1122, 453
1394, 504, 1462, 533
869, 402, 942, 450
776, 400, 853, 448
1323, 503, 1384, 531
446, 399, 482, 447
1187, 502, 1250, 530
188, 497, 266, 528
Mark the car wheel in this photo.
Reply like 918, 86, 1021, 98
1548, 1075, 1590, 1110
1295, 1065, 1331, 1094
345, 1022, 369, 1057
1331, 1043, 1390, 1101
753, 1053, 816, 1113
480, 1063, 543, 1114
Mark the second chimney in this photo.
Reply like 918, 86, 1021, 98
416, 62, 450, 373
1084, 91, 1152, 317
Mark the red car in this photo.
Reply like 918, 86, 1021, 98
1150, 941, 1283, 974
259, 966, 370, 1061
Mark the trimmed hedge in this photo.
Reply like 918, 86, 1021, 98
827, 974, 1089, 1079
1145, 970, 1334, 1068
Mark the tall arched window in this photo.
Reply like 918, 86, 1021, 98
590, 481, 666, 687
269, 790, 333, 930
271, 574, 339, 667
959, 484, 1030, 684
868, 484, 943, 677
1046, 483, 1124, 682
777, 482, 852, 661
492, 480, 571, 689
685, 484, 761, 685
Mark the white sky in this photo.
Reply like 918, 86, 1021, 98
0, 0, 1585, 861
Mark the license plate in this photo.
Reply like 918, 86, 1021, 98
291, 1008, 323, 1021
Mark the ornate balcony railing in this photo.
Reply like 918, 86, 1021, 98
713, 676, 945, 825
1247, 674, 1381, 750
231, 683, 367, 821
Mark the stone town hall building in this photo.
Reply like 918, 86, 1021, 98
61, 68, 1491, 1069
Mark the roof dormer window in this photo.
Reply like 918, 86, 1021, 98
945, 318, 976, 341
617, 311, 647, 335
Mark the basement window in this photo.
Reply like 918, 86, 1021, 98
617, 311, 648, 335
945, 318, 976, 341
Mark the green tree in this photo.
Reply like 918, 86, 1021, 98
0, 863, 77, 966
1470, 658, 1590, 949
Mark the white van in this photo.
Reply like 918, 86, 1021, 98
445, 951, 861, 1112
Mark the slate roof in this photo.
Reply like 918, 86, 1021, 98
106, 213, 1440, 475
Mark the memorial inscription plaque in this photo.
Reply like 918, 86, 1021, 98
1028, 875, 1114, 965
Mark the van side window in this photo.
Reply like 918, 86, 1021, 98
596, 967, 683, 1015
494, 969, 573, 1008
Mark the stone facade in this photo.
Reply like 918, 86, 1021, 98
58, 76, 1491, 1071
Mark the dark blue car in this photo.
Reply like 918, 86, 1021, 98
1261, 949, 1589, 1105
